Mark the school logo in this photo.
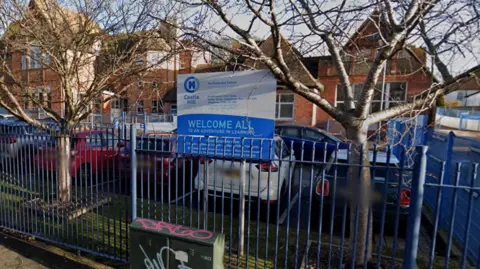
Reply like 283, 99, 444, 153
184, 76, 200, 93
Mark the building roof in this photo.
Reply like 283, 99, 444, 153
4, 0, 102, 46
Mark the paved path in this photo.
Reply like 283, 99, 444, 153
0, 244, 48, 269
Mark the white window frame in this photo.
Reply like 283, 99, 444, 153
30, 46, 42, 69
27, 86, 52, 109
384, 82, 408, 109
152, 100, 163, 114
275, 93, 295, 120
335, 82, 408, 111
136, 100, 145, 114
112, 99, 121, 109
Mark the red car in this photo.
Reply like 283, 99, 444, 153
33, 130, 121, 180
116, 135, 200, 198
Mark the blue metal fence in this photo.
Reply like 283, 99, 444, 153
0, 123, 478, 268
424, 130, 480, 267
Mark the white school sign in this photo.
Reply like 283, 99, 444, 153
177, 70, 277, 158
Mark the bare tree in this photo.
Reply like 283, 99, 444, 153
0, 0, 179, 203
151, 0, 480, 266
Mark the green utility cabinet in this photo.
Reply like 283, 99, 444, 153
130, 218, 224, 269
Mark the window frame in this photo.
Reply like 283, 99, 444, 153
303, 128, 326, 142
170, 104, 178, 115
30, 46, 42, 69
152, 100, 163, 114
278, 126, 302, 138
85, 134, 102, 147
21, 55, 27, 70
136, 100, 145, 114
275, 93, 295, 120
335, 82, 408, 112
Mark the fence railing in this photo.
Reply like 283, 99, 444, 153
424, 131, 480, 267
0, 124, 478, 268
436, 107, 480, 118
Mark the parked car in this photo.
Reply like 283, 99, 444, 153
0, 121, 50, 163
313, 149, 411, 227
33, 130, 121, 180
116, 135, 200, 197
275, 124, 348, 161
194, 136, 295, 205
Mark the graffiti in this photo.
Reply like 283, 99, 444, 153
136, 219, 213, 240
139, 244, 192, 269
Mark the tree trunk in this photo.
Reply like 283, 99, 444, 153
57, 135, 71, 203
346, 124, 373, 267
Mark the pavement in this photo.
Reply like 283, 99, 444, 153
0, 244, 48, 269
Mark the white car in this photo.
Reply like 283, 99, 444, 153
194, 136, 296, 203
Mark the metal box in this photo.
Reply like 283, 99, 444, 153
130, 218, 225, 269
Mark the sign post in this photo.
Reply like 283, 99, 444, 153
238, 158, 246, 255
177, 70, 277, 255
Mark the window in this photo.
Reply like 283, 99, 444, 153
336, 82, 407, 113
44, 54, 50, 65
457, 92, 465, 102
275, 139, 291, 159
279, 127, 301, 138
170, 104, 177, 115
304, 128, 325, 142
387, 82, 407, 107
112, 98, 127, 110
152, 100, 162, 114
112, 99, 121, 109
27, 86, 51, 109
21, 56, 27, 70
102, 133, 117, 147
275, 93, 295, 120
86, 134, 102, 147
94, 98, 102, 113
30, 47, 42, 69
136, 101, 144, 114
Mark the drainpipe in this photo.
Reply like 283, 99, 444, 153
311, 103, 317, 126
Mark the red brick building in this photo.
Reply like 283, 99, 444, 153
312, 18, 432, 129
4, 5, 432, 128
260, 17, 432, 131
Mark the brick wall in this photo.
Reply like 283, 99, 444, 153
314, 53, 432, 129
6, 50, 64, 117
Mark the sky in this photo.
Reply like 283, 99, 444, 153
176, 0, 480, 80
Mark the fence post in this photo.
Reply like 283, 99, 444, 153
130, 124, 137, 221
143, 112, 147, 133
122, 111, 126, 139
440, 131, 455, 227
403, 146, 428, 269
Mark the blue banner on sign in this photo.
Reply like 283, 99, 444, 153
177, 114, 274, 138
177, 136, 275, 160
